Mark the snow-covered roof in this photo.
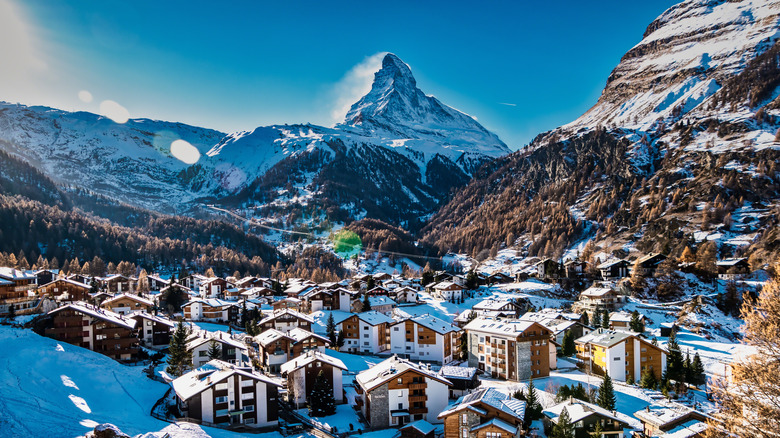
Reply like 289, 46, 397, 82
663, 420, 708, 438
439, 387, 525, 421
0, 267, 36, 281
368, 295, 397, 307
716, 258, 748, 267
129, 311, 176, 327
575, 328, 635, 348
254, 329, 293, 346
288, 327, 329, 344
187, 331, 247, 351
182, 298, 236, 309
543, 398, 627, 426
401, 420, 436, 435
609, 311, 643, 323
102, 293, 154, 307
439, 366, 477, 380
405, 314, 460, 335
356, 355, 451, 391
49, 301, 137, 330
463, 317, 537, 337
357, 310, 395, 326
433, 281, 462, 290
260, 309, 314, 324
41, 277, 92, 289
472, 418, 517, 434
580, 286, 615, 298
597, 259, 627, 269
280, 351, 346, 374
474, 299, 515, 311
171, 359, 278, 401
633, 402, 708, 428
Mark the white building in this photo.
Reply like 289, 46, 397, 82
389, 314, 461, 364
187, 331, 249, 367
280, 351, 346, 409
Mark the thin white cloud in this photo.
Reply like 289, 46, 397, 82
498, 102, 517, 107
329, 52, 388, 125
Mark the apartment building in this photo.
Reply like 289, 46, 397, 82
464, 317, 551, 381
339, 311, 394, 354
388, 314, 461, 364
575, 328, 666, 382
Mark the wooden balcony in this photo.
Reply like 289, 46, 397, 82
408, 383, 427, 390
409, 407, 427, 415
409, 395, 427, 403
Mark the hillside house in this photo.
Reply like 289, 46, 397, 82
432, 282, 464, 301
187, 331, 249, 367
542, 398, 630, 438
563, 259, 588, 278
393, 286, 419, 304
572, 285, 626, 316
171, 359, 280, 428
46, 302, 140, 361
597, 259, 629, 280
535, 258, 562, 280
439, 387, 526, 438
634, 402, 709, 438
464, 317, 552, 380
575, 328, 666, 382
389, 314, 461, 364
281, 351, 346, 409
438, 366, 480, 399
98, 275, 137, 294
356, 355, 451, 427
633, 253, 667, 277
254, 327, 329, 373
339, 311, 394, 354
199, 277, 229, 299
609, 311, 645, 331
716, 258, 750, 280
101, 293, 154, 315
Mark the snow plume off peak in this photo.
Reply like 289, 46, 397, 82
329, 51, 388, 124
171, 139, 201, 164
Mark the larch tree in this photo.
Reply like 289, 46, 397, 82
707, 268, 780, 437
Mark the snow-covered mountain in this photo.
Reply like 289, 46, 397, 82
0, 53, 509, 226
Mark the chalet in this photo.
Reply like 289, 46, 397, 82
171, 359, 280, 428
98, 274, 137, 294
563, 259, 587, 278
67, 273, 92, 285
200, 277, 229, 299
339, 311, 394, 354
634, 402, 709, 438
299, 288, 335, 312
487, 272, 513, 284
609, 311, 645, 331
393, 286, 419, 304
130, 311, 175, 346
285, 282, 318, 298
464, 317, 552, 380
182, 299, 239, 324
241, 286, 275, 300
439, 387, 526, 438
33, 269, 59, 286
0, 267, 39, 315
716, 258, 750, 280
101, 293, 154, 315
473, 299, 522, 318
259, 309, 313, 332
438, 366, 480, 399
542, 398, 630, 438
223, 287, 246, 301
597, 259, 630, 280
372, 272, 392, 282
633, 253, 667, 277
146, 275, 170, 292
271, 297, 303, 311
572, 285, 626, 316
187, 331, 249, 367
356, 355, 451, 427
280, 351, 346, 409
575, 328, 666, 382
46, 302, 139, 360
400, 420, 436, 438
432, 282, 464, 301
354, 295, 397, 315
521, 310, 592, 349
388, 314, 461, 364
39, 278, 92, 303
535, 258, 562, 280
254, 327, 329, 373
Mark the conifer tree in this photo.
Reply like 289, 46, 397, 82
590, 422, 603, 438
691, 353, 705, 386
207, 340, 221, 360
581, 311, 590, 327
592, 311, 600, 328
525, 379, 542, 422
309, 370, 336, 416
597, 374, 616, 411
639, 367, 658, 389
326, 313, 337, 345
601, 309, 610, 329
629, 310, 644, 333
551, 407, 575, 438
362, 293, 371, 312
562, 330, 576, 357
167, 321, 192, 377
336, 330, 345, 350
666, 330, 685, 385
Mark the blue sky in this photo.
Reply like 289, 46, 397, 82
1, 0, 679, 149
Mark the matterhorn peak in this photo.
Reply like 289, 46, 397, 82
339, 53, 509, 156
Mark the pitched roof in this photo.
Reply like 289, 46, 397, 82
575, 328, 635, 348
543, 398, 628, 426
406, 314, 460, 335
438, 387, 525, 421
439, 366, 478, 380
288, 327, 330, 344
597, 259, 627, 269
254, 329, 293, 346
580, 286, 615, 298
463, 317, 537, 337
41, 277, 92, 289
356, 310, 395, 326
182, 298, 236, 309
102, 292, 154, 307
356, 355, 451, 392
129, 311, 176, 328
368, 295, 397, 307
187, 331, 247, 351
171, 359, 278, 400
260, 309, 314, 324
280, 351, 346, 374
49, 301, 137, 330
400, 420, 436, 435
0, 267, 36, 281
716, 258, 748, 267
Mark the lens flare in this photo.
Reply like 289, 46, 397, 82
171, 139, 201, 164
99, 100, 129, 123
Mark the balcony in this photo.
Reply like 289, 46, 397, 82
409, 407, 427, 415
409, 395, 427, 403
408, 383, 427, 390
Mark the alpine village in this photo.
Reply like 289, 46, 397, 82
1, 1, 780, 438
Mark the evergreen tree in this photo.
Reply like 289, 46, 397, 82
691, 353, 706, 386
465, 270, 479, 290
684, 352, 693, 384
639, 367, 658, 389
601, 309, 610, 329
326, 313, 337, 345
207, 340, 221, 360
581, 311, 590, 327
362, 293, 371, 312
562, 330, 576, 357
551, 407, 575, 438
336, 330, 345, 350
309, 370, 336, 416
592, 310, 600, 328
666, 330, 685, 384
366, 276, 375, 291
458, 331, 469, 361
167, 321, 192, 377
590, 421, 604, 438
596, 374, 616, 411
525, 379, 542, 422
629, 310, 644, 333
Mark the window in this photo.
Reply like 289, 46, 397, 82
614, 357, 621, 361
394, 327, 399, 331
245, 418, 255, 424
486, 433, 501, 438
244, 405, 254, 412
398, 378, 403, 384
461, 414, 468, 425
215, 383, 228, 390
461, 428, 468, 438
363, 334, 369, 338
215, 409, 229, 417
215, 396, 228, 404
199, 351, 207, 357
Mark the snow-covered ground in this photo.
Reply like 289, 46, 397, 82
0, 325, 279, 438
296, 404, 362, 434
